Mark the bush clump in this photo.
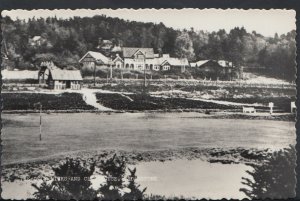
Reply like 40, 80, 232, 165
2, 92, 95, 110
32, 155, 147, 200
32, 158, 97, 200
240, 145, 296, 199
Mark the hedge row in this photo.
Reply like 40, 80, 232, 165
95, 93, 237, 111
2, 93, 95, 110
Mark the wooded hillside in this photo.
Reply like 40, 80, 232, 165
1, 15, 296, 81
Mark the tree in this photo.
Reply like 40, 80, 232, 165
226, 27, 247, 67
2, 15, 296, 81
174, 31, 195, 60
240, 146, 296, 199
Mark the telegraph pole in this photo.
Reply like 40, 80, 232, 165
3, 37, 9, 57
39, 104, 42, 141
93, 61, 96, 86
144, 53, 147, 92
110, 56, 113, 81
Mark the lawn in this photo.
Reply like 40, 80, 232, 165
2, 112, 295, 165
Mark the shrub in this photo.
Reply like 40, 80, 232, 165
32, 158, 97, 200
32, 155, 147, 200
98, 154, 127, 200
240, 145, 296, 199
123, 167, 147, 200
2, 92, 95, 110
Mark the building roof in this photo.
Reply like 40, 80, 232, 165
122, 47, 154, 58
217, 60, 233, 68
112, 54, 124, 63
195, 60, 211, 67
153, 57, 189, 66
111, 45, 122, 52
32, 36, 42, 41
162, 58, 189, 66
103, 40, 113, 44
195, 59, 234, 68
49, 67, 83, 81
190, 62, 197, 67
2, 69, 39, 80
79, 51, 110, 64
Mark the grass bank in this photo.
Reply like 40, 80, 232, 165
1, 147, 274, 182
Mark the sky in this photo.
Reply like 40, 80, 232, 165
2, 9, 296, 37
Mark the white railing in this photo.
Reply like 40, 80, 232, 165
54, 83, 65, 90
71, 84, 81, 90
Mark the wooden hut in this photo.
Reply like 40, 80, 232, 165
39, 67, 83, 90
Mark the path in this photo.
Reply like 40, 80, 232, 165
187, 97, 264, 107
80, 89, 114, 111
151, 94, 264, 107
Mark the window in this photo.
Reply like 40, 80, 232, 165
130, 64, 134, 69
117, 64, 120, 68
145, 64, 149, 70
163, 65, 170, 71
125, 64, 129, 68
153, 65, 160, 71
150, 64, 153, 70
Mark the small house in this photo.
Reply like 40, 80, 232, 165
194, 59, 234, 80
158, 57, 189, 72
79, 51, 110, 70
39, 67, 83, 90
29, 36, 47, 46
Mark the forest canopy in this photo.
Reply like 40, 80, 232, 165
1, 15, 296, 81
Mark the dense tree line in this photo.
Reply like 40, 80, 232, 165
1, 15, 296, 81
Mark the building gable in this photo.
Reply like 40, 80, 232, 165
122, 47, 154, 58
113, 55, 124, 63
133, 50, 146, 58
161, 60, 171, 66
79, 51, 110, 64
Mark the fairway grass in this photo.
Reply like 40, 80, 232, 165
2, 112, 295, 165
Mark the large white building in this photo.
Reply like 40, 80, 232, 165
79, 47, 189, 72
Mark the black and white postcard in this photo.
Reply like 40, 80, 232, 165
0, 8, 297, 200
